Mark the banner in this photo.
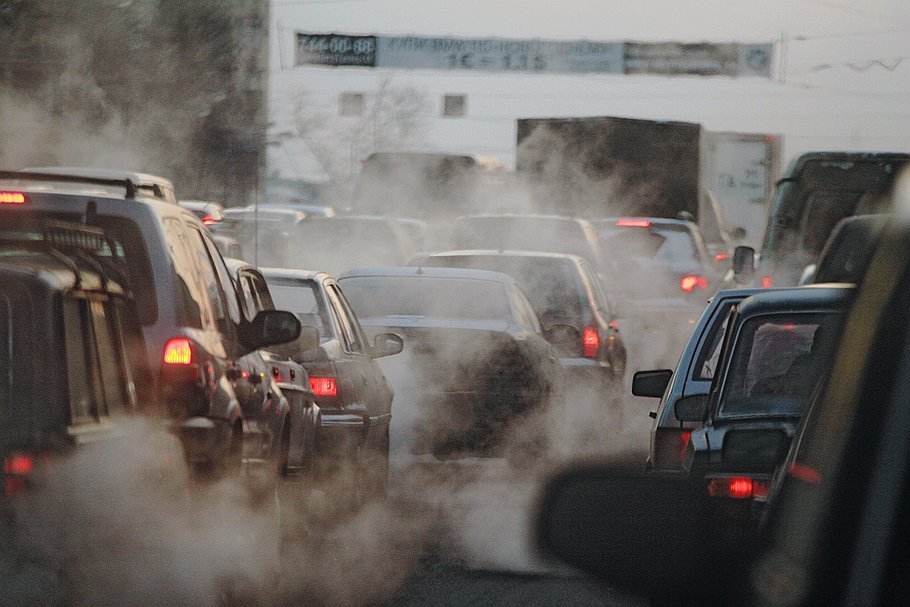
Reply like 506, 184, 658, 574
294, 33, 773, 78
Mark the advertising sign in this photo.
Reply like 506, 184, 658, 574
294, 33, 773, 78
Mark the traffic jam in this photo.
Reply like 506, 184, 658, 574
2, 2, 910, 606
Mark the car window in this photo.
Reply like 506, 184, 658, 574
719, 313, 836, 418
238, 273, 259, 322
326, 283, 366, 354
339, 276, 511, 322
267, 279, 333, 339
184, 225, 234, 334
89, 299, 133, 414
514, 286, 543, 333
599, 224, 699, 266
692, 301, 737, 381
163, 218, 211, 330
196, 227, 242, 326
248, 272, 274, 312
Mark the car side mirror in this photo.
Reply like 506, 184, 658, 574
268, 324, 320, 360
371, 333, 403, 358
732, 245, 755, 285
674, 394, 709, 422
632, 369, 673, 398
240, 310, 301, 351
536, 464, 722, 598
543, 323, 580, 355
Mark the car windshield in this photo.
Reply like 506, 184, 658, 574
719, 312, 838, 418
421, 255, 586, 327
339, 276, 510, 321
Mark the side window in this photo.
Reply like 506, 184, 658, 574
90, 300, 133, 413
183, 225, 232, 333
514, 286, 543, 333
326, 284, 365, 354
163, 219, 210, 330
238, 273, 259, 322
63, 298, 96, 422
249, 273, 274, 311
198, 228, 242, 325
693, 302, 736, 381
580, 260, 612, 316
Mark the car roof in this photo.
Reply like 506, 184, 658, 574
0, 169, 175, 205
224, 207, 307, 221
260, 267, 328, 282
425, 249, 586, 263
736, 286, 853, 318
459, 213, 590, 223
22, 167, 175, 190
339, 265, 518, 286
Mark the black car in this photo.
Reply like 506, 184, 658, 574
0, 221, 140, 501
411, 250, 627, 391
632, 287, 782, 471
338, 266, 562, 461
261, 268, 402, 499
0, 169, 300, 474
679, 287, 850, 516
807, 213, 890, 284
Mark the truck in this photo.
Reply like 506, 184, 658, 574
514, 116, 782, 251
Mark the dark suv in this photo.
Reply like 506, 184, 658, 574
0, 221, 141, 501
0, 170, 300, 473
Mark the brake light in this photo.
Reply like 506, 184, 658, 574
582, 326, 600, 358
761, 276, 774, 288
202, 215, 217, 226
0, 192, 26, 205
706, 476, 770, 499
615, 219, 651, 228
309, 376, 338, 398
714, 253, 730, 263
680, 275, 709, 293
4, 453, 33, 476
163, 338, 192, 365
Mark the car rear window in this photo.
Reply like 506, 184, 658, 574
598, 223, 699, 267
267, 280, 333, 338
422, 255, 586, 327
339, 276, 510, 322
719, 312, 838, 418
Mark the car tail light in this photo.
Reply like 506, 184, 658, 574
0, 192, 26, 205
706, 476, 770, 499
163, 338, 192, 365
761, 276, 774, 288
202, 214, 217, 226
582, 326, 600, 358
309, 376, 338, 398
4, 452, 35, 498
680, 274, 709, 293
615, 219, 651, 228
714, 253, 730, 263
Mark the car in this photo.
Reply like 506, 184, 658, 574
224, 259, 321, 481
446, 214, 605, 273
251, 202, 336, 217
679, 287, 850, 521
178, 199, 225, 226
0, 169, 301, 475
0, 221, 141, 500
211, 207, 309, 267
632, 287, 779, 471
592, 217, 719, 368
535, 219, 910, 606
337, 266, 562, 461
756, 151, 910, 288
279, 215, 419, 277
260, 268, 402, 499
410, 250, 627, 394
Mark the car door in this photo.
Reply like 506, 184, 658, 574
324, 280, 393, 419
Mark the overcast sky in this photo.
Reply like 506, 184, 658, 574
268, 0, 910, 174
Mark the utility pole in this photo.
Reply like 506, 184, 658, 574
777, 31, 788, 84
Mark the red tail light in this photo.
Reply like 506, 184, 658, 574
0, 192, 26, 205
680, 274, 709, 293
707, 476, 770, 499
615, 219, 651, 228
714, 253, 730, 263
202, 215, 217, 226
163, 338, 192, 365
4, 453, 35, 498
761, 276, 774, 288
582, 326, 600, 358
309, 376, 338, 398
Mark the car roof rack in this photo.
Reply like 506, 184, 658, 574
1, 168, 179, 202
